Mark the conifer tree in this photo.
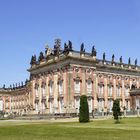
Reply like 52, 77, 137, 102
112, 99, 121, 123
79, 95, 89, 123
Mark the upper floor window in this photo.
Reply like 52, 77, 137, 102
108, 86, 112, 97
87, 79, 92, 93
35, 84, 39, 97
49, 81, 53, 95
98, 84, 104, 97
125, 87, 129, 97
41, 82, 46, 97
74, 80, 80, 93
58, 80, 63, 94
116, 86, 121, 97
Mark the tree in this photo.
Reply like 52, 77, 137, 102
112, 99, 121, 123
79, 95, 89, 123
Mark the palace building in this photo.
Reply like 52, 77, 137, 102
0, 39, 140, 116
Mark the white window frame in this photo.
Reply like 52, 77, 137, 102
87, 79, 92, 93
108, 86, 112, 97
59, 80, 63, 95
74, 80, 80, 93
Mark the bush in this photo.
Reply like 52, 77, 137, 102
79, 95, 89, 123
112, 99, 121, 123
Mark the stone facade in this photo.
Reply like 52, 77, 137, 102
1, 40, 140, 116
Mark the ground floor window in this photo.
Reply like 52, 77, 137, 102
108, 99, 113, 112
35, 102, 39, 112
136, 98, 140, 110
98, 99, 104, 112
75, 98, 80, 113
125, 100, 130, 111
59, 99, 64, 113
88, 98, 92, 113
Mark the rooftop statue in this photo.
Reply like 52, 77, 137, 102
128, 57, 131, 65
45, 44, 52, 57
120, 56, 123, 63
30, 55, 37, 65
38, 52, 45, 62
135, 59, 138, 66
103, 52, 106, 61
91, 46, 97, 56
68, 40, 72, 51
3, 84, 5, 89
112, 54, 115, 62
54, 39, 61, 56
80, 43, 85, 53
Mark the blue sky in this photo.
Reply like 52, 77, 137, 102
0, 0, 140, 87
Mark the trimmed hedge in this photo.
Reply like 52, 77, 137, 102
79, 95, 89, 123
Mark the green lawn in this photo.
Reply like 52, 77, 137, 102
0, 118, 140, 140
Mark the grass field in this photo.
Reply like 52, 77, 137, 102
0, 118, 140, 140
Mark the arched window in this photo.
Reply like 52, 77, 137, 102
49, 81, 53, 95
98, 84, 104, 97
87, 79, 92, 93
108, 85, 113, 97
74, 80, 80, 93
35, 83, 39, 98
59, 80, 63, 95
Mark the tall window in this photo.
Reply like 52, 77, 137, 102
125, 100, 130, 111
108, 99, 113, 112
108, 86, 112, 97
49, 81, 53, 95
59, 99, 64, 113
35, 102, 39, 111
59, 80, 63, 95
125, 87, 129, 97
35, 85, 39, 98
0, 100, 3, 111
75, 98, 80, 113
98, 85, 104, 97
116, 86, 121, 97
88, 98, 92, 113
42, 102, 45, 110
98, 99, 104, 112
42, 84, 46, 97
74, 80, 80, 93
87, 79, 92, 93
136, 98, 140, 109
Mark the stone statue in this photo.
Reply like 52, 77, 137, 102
120, 56, 123, 63
135, 59, 138, 66
45, 44, 52, 57
10, 85, 12, 89
3, 84, 5, 89
64, 43, 68, 51
54, 39, 61, 56
112, 54, 115, 62
13, 84, 15, 89
80, 43, 84, 51
68, 40, 72, 51
103, 52, 106, 61
30, 55, 37, 65
21, 82, 24, 87
91, 46, 97, 56
128, 57, 131, 65
80, 43, 85, 53
38, 52, 45, 62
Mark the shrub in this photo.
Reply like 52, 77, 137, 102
112, 99, 121, 123
79, 95, 89, 123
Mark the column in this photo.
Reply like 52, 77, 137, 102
53, 73, 58, 113
93, 73, 98, 109
81, 68, 86, 95
122, 78, 125, 107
